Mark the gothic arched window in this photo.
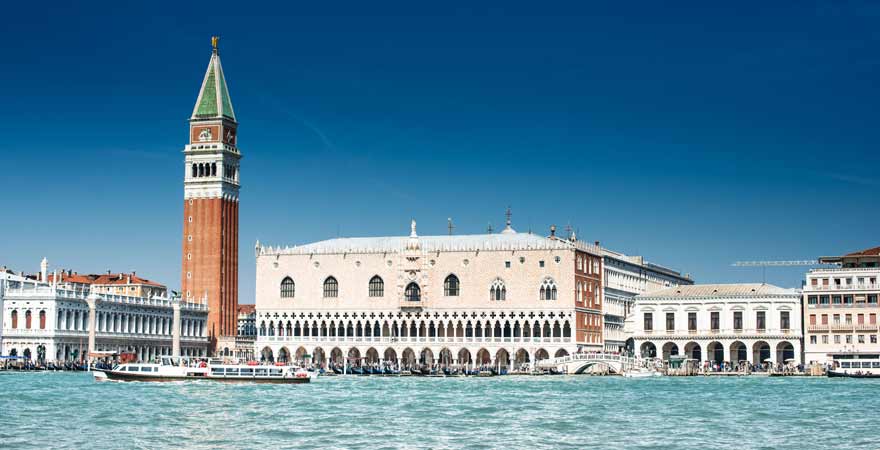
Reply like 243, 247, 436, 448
405, 282, 421, 302
369, 275, 384, 297
198, 163, 204, 177
540, 278, 558, 301
490, 278, 506, 301
10, 310, 17, 329
211, 162, 217, 176
444, 274, 460, 296
191, 164, 197, 178
323, 276, 338, 298
280, 277, 295, 298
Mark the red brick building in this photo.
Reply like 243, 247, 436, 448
181, 37, 241, 353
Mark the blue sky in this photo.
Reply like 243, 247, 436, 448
1, 2, 878, 302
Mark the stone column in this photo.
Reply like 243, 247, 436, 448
86, 294, 99, 361
172, 298, 181, 357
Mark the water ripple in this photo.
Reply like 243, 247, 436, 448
0, 373, 878, 449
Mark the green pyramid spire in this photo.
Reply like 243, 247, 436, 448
191, 39, 236, 121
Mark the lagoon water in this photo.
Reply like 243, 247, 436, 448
0, 372, 877, 449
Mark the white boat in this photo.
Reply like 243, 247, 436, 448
827, 353, 880, 379
622, 368, 662, 378
93, 357, 313, 383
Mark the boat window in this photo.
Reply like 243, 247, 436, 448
141, 367, 154, 372
240, 368, 254, 376
127, 366, 138, 372
841, 362, 851, 368
211, 368, 224, 375
269, 369, 283, 376
872, 362, 880, 368
225, 368, 239, 375
255, 368, 268, 376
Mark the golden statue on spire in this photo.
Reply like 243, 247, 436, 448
211, 36, 220, 53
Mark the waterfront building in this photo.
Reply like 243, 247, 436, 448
181, 36, 241, 354
630, 283, 802, 366
228, 304, 256, 360
47, 271, 168, 298
803, 246, 880, 365
254, 219, 604, 369
601, 249, 693, 352
1, 260, 208, 363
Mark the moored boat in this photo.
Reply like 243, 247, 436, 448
93, 357, 312, 383
826, 353, 880, 379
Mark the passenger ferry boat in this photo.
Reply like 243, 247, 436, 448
826, 353, 880, 379
93, 357, 312, 383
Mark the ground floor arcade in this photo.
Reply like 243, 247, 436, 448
632, 337, 802, 366
254, 342, 578, 371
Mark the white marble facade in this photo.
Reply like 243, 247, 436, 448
254, 222, 603, 369
630, 284, 802, 366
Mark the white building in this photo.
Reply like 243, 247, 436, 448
1, 260, 209, 363
630, 284, 802, 366
601, 249, 693, 352
803, 246, 880, 365
254, 220, 605, 370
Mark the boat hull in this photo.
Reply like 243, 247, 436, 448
827, 371, 880, 379
98, 371, 311, 383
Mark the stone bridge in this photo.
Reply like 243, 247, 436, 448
535, 352, 647, 374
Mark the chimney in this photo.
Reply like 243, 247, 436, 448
40, 257, 48, 283
550, 225, 556, 237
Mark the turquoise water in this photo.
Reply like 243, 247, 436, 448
0, 372, 877, 449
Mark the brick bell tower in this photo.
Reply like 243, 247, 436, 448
182, 36, 240, 355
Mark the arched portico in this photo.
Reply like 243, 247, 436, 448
661, 342, 679, 360
753, 341, 770, 365
420, 348, 434, 366
707, 341, 724, 364
684, 342, 701, 361
384, 347, 398, 363
330, 347, 344, 366
495, 348, 510, 369
438, 348, 454, 367
730, 341, 747, 365
457, 348, 471, 366
260, 346, 274, 363
640, 342, 657, 358
535, 348, 549, 361
277, 347, 290, 363
366, 348, 380, 365
554, 348, 569, 358
776, 341, 795, 364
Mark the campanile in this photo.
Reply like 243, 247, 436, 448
182, 36, 240, 354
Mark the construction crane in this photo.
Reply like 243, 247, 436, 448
732, 260, 838, 284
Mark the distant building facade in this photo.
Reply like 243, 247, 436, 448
630, 284, 802, 366
229, 304, 256, 360
254, 220, 604, 370
601, 249, 693, 352
1, 259, 208, 363
803, 246, 880, 365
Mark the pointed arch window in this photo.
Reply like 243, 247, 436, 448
369, 275, 384, 297
11, 310, 18, 329
444, 274, 460, 296
490, 278, 506, 301
405, 282, 421, 302
280, 277, 295, 298
540, 278, 558, 301
323, 276, 338, 298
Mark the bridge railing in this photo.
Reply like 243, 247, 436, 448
535, 352, 647, 370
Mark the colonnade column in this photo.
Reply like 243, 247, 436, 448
172, 298, 181, 357
86, 294, 98, 360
